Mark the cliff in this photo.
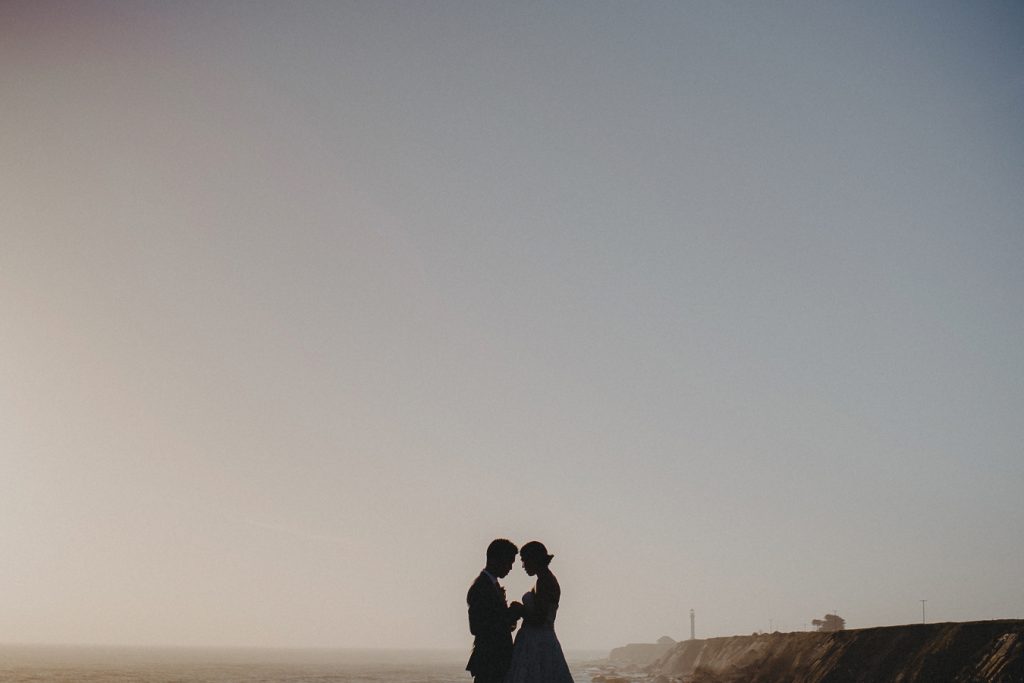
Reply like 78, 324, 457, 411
647, 621, 1024, 683
609, 638, 677, 667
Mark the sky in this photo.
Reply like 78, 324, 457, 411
2, 0, 1023, 652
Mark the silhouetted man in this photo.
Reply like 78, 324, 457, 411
466, 538, 522, 683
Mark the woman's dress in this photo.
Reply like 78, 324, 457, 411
504, 587, 574, 683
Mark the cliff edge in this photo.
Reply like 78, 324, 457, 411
648, 620, 1024, 683
610, 637, 677, 667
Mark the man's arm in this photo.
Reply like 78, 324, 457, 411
468, 581, 516, 636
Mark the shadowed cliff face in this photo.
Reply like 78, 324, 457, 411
609, 641, 677, 668
649, 621, 1024, 683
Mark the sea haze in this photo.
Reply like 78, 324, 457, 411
0, 645, 605, 683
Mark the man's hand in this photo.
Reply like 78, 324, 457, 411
508, 601, 525, 620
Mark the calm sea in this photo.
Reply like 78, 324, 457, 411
0, 646, 606, 683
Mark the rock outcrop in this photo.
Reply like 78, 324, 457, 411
609, 637, 677, 667
645, 621, 1024, 683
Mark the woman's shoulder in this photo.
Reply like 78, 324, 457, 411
538, 571, 561, 598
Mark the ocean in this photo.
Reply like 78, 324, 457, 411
0, 645, 606, 683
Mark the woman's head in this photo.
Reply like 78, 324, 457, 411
519, 541, 554, 575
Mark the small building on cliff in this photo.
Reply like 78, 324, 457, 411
812, 613, 846, 632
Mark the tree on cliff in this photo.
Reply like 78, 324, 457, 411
812, 614, 846, 632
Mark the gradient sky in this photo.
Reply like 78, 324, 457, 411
2, 0, 1023, 651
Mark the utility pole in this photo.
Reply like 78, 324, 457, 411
690, 609, 695, 640
920, 600, 927, 624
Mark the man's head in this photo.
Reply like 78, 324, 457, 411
485, 538, 518, 578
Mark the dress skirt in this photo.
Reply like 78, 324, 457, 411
504, 622, 574, 683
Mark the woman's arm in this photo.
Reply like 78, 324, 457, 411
523, 573, 561, 626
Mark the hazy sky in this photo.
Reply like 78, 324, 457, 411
2, 0, 1023, 651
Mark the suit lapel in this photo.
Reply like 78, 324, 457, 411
482, 573, 509, 612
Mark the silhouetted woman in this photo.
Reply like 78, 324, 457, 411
504, 541, 574, 683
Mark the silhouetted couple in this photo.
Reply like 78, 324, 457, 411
466, 539, 574, 683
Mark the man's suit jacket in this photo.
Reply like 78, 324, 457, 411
466, 571, 514, 680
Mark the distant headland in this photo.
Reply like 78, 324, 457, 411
599, 620, 1024, 682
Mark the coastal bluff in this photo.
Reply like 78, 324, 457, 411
606, 620, 1024, 682
609, 637, 678, 667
